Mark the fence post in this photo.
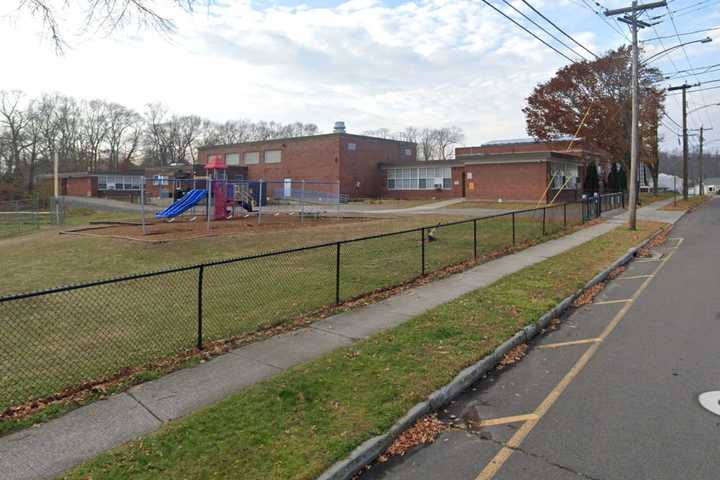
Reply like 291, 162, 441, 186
512, 212, 516, 246
257, 179, 263, 225
140, 178, 147, 236
598, 195, 602, 216
197, 266, 204, 350
300, 179, 305, 224
542, 207, 546, 235
473, 219, 477, 260
420, 228, 425, 276
335, 242, 341, 304
563, 203, 567, 227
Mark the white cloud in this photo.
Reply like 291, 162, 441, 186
0, 0, 612, 144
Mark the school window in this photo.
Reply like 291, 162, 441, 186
264, 150, 282, 164
386, 167, 452, 190
347, 143, 356, 151
226, 153, 241, 166
244, 152, 259, 165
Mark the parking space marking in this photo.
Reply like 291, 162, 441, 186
474, 238, 683, 480
475, 414, 539, 427
536, 338, 601, 350
616, 274, 654, 280
593, 298, 632, 305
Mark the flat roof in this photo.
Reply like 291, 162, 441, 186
480, 135, 580, 147
198, 132, 416, 151
382, 152, 583, 168
380, 159, 465, 168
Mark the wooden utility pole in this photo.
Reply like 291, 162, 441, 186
667, 83, 697, 200
606, 0, 667, 229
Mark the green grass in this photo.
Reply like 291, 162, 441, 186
639, 191, 675, 205
447, 200, 548, 210
62, 221, 663, 480
659, 195, 709, 211
0, 206, 580, 413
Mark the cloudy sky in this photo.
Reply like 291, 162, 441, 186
1, 0, 719, 151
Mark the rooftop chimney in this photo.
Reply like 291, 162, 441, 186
333, 121, 346, 133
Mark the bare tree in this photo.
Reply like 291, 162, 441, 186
0, 91, 30, 177
17, 1, 213, 53
435, 126, 464, 160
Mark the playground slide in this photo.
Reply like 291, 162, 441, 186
155, 189, 208, 219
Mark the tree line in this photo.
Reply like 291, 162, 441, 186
362, 126, 465, 161
0, 90, 319, 194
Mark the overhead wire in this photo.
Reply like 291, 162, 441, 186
499, 0, 588, 61
480, 0, 578, 63
520, 0, 599, 59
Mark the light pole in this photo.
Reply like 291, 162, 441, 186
606, 0, 668, 230
642, 37, 712, 65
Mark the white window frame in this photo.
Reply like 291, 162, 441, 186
387, 166, 452, 191
264, 150, 282, 164
226, 153, 241, 166
244, 152, 259, 165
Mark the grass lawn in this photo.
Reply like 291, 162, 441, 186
0, 214, 461, 296
0, 205, 581, 415
63, 221, 664, 480
448, 200, 549, 210
349, 199, 445, 209
639, 191, 675, 205
659, 195, 710, 211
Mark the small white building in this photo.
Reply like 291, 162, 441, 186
689, 177, 720, 196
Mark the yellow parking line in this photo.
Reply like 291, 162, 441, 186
616, 274, 654, 280
474, 414, 538, 427
474, 238, 681, 480
536, 338, 601, 350
593, 299, 632, 305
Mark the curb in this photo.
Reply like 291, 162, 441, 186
317, 225, 670, 480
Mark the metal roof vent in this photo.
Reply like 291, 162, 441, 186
333, 121, 346, 133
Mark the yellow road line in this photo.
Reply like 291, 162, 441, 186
474, 414, 539, 427
593, 298, 632, 305
616, 274, 654, 280
536, 338, 601, 350
474, 238, 682, 480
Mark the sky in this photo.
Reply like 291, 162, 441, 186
1, 0, 719, 152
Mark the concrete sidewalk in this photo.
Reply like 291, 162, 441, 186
0, 202, 679, 480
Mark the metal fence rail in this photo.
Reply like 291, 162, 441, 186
0, 193, 623, 411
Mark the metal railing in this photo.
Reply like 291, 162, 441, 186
0, 198, 615, 411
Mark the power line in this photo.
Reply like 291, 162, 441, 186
480, 0, 578, 63
668, 84, 720, 95
499, 0, 588, 61
664, 111, 683, 129
520, 0, 599, 59
577, 0, 631, 42
641, 24, 720, 42
665, 5, 715, 129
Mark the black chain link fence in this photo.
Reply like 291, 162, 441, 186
0, 193, 623, 411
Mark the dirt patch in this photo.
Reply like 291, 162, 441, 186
63, 214, 371, 242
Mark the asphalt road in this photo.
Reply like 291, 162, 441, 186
364, 198, 720, 480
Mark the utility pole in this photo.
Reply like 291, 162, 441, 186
606, 1, 667, 230
668, 83, 697, 200
694, 126, 713, 196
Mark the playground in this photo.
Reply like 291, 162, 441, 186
67, 214, 366, 242
64, 154, 347, 241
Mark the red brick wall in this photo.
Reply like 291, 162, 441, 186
339, 137, 416, 198
465, 163, 548, 202
198, 136, 341, 186
64, 177, 97, 197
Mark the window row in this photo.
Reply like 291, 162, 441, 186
386, 167, 452, 191
97, 175, 143, 191
224, 150, 282, 166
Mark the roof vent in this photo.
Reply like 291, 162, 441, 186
333, 121, 346, 133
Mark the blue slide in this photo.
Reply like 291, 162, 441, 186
155, 189, 208, 219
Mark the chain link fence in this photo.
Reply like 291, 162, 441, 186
0, 194, 623, 411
